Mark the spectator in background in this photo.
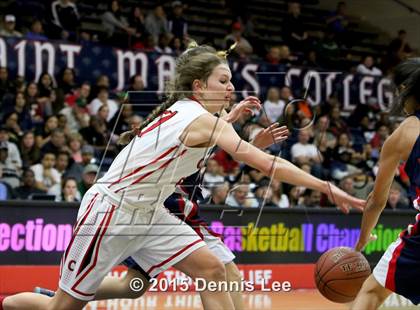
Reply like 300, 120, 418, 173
89, 75, 110, 102
203, 159, 225, 190
30, 152, 61, 192
110, 104, 135, 134
279, 86, 293, 102
60, 83, 91, 132
168, 1, 188, 40
297, 189, 322, 208
254, 181, 276, 207
282, 1, 308, 53
129, 6, 147, 48
331, 148, 362, 181
291, 129, 323, 177
329, 106, 348, 136
55, 151, 70, 177
206, 182, 230, 205
50, 0, 80, 41
326, 2, 349, 40
57, 67, 77, 99
0, 141, 20, 188
25, 19, 48, 41
96, 105, 110, 128
37, 72, 55, 115
35, 115, 59, 148
79, 116, 115, 156
78, 163, 98, 196
145, 5, 169, 42
2, 112, 24, 144
66, 144, 95, 182
386, 29, 413, 71
270, 179, 290, 208
67, 132, 83, 163
224, 22, 253, 59
20, 131, 41, 168
0, 67, 15, 100
303, 50, 320, 68
102, 0, 135, 47
4, 92, 33, 132
154, 32, 173, 54
339, 175, 356, 196
0, 126, 22, 171
88, 87, 119, 122
55, 177, 80, 202
226, 183, 257, 208
40, 128, 68, 156
14, 168, 46, 199
213, 149, 239, 175
356, 56, 382, 76
386, 182, 409, 210
370, 124, 390, 151
263, 87, 285, 123
0, 15, 22, 37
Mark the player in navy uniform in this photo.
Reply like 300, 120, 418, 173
352, 58, 420, 309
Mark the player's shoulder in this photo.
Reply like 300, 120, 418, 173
387, 115, 419, 152
170, 98, 206, 113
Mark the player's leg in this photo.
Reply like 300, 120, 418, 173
173, 246, 234, 310
201, 228, 244, 310
350, 275, 391, 310
93, 268, 150, 300
225, 262, 245, 310
133, 206, 234, 310
3, 289, 87, 310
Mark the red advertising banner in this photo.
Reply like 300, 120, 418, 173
0, 264, 315, 295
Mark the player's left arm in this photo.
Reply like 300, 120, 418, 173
355, 120, 415, 251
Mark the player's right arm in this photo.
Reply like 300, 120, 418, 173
182, 113, 365, 212
355, 116, 419, 251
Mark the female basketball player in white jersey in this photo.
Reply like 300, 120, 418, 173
351, 59, 420, 309
2, 43, 364, 310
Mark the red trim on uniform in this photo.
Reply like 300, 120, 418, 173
187, 218, 204, 239
177, 196, 186, 218
115, 149, 187, 193
71, 205, 116, 296
0, 295, 5, 310
137, 111, 177, 138
147, 239, 203, 275
63, 193, 98, 263
108, 146, 179, 189
385, 239, 406, 291
76, 206, 112, 277
202, 224, 223, 239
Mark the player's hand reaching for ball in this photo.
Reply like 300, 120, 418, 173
224, 96, 261, 123
325, 182, 366, 214
355, 233, 378, 252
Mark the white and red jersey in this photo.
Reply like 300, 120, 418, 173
95, 98, 212, 211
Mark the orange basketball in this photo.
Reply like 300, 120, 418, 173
314, 247, 371, 303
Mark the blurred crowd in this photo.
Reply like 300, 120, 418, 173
0, 0, 415, 210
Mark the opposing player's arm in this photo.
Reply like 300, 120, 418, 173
183, 114, 364, 212
356, 118, 418, 250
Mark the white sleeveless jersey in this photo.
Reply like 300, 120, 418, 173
95, 98, 211, 211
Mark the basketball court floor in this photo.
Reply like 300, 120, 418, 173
76, 290, 420, 310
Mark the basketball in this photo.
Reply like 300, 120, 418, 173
314, 247, 371, 303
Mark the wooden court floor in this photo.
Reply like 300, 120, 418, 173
80, 290, 420, 310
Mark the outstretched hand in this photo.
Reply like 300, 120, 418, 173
252, 123, 289, 149
325, 182, 366, 214
224, 96, 261, 123
355, 233, 378, 252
